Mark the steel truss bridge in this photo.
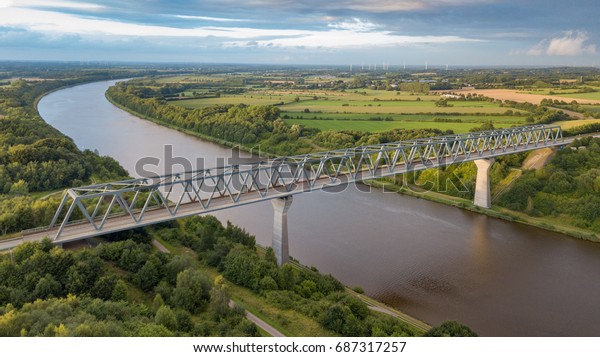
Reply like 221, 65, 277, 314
2, 125, 569, 261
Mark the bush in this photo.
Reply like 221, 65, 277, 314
424, 321, 477, 337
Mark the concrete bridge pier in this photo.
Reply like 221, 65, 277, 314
473, 158, 495, 209
272, 196, 293, 267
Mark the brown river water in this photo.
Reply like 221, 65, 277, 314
37, 80, 600, 336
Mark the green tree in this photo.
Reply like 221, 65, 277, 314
170, 269, 211, 313
424, 321, 478, 337
92, 275, 117, 300
8, 180, 28, 196
155, 305, 177, 331
32, 274, 62, 299
222, 245, 259, 290
111, 280, 128, 301
136, 257, 162, 291
321, 304, 349, 334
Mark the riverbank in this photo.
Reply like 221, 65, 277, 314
366, 179, 600, 243
105, 92, 277, 158
105, 80, 600, 245
38, 79, 600, 336
27, 81, 433, 336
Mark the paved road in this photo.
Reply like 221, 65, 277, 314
0, 134, 573, 252
228, 301, 285, 337
151, 239, 170, 253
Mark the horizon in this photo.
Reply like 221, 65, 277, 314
0, 0, 599, 67
1, 60, 600, 70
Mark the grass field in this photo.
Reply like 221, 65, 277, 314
284, 112, 526, 123
580, 105, 600, 113
280, 102, 516, 114
170, 86, 529, 134
554, 118, 600, 129
284, 118, 515, 133
524, 87, 600, 101
174, 93, 518, 114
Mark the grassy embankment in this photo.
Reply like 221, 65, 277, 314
109, 80, 599, 242
105, 92, 276, 157
149, 232, 430, 336
365, 177, 599, 243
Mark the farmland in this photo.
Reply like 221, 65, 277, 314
127, 69, 600, 139
284, 119, 517, 132
524, 87, 600, 101
452, 88, 600, 105
170, 86, 527, 133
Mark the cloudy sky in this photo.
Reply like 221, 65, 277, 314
0, 0, 599, 66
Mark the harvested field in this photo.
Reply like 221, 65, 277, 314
448, 89, 600, 105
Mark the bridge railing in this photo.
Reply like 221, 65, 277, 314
45, 125, 562, 240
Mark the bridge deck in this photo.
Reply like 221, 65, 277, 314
0, 127, 576, 251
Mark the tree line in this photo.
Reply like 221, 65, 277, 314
0, 74, 129, 235
0, 232, 257, 336
155, 215, 432, 337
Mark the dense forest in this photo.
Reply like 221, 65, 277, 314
155, 216, 425, 337
0, 229, 258, 337
0, 75, 130, 235
498, 136, 600, 232
0, 215, 440, 336
0, 65, 465, 337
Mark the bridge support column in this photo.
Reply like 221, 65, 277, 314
272, 196, 293, 267
473, 158, 495, 209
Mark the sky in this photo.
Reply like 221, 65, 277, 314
0, 0, 599, 66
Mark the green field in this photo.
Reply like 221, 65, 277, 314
284, 119, 515, 133
174, 92, 519, 114
170, 86, 528, 134
280, 101, 515, 114
580, 105, 600, 113
524, 87, 600, 101
554, 118, 600, 129
284, 112, 526, 123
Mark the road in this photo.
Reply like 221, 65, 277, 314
0, 132, 572, 252
228, 301, 285, 337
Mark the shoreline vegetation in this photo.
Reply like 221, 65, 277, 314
1, 70, 437, 336
365, 180, 599, 243
105, 80, 600, 243
103, 85, 435, 335
4, 64, 600, 337
104, 92, 276, 158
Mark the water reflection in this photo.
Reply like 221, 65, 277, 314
38, 80, 600, 336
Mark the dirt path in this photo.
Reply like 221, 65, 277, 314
522, 148, 556, 170
548, 107, 589, 119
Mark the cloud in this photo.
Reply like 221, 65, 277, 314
9, 0, 105, 10
0, 5, 480, 50
0, 7, 307, 39
328, 18, 377, 32
527, 31, 597, 56
216, 0, 495, 13
174, 15, 249, 23
547, 31, 596, 56
224, 31, 479, 49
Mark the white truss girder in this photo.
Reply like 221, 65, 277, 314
45, 125, 563, 242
